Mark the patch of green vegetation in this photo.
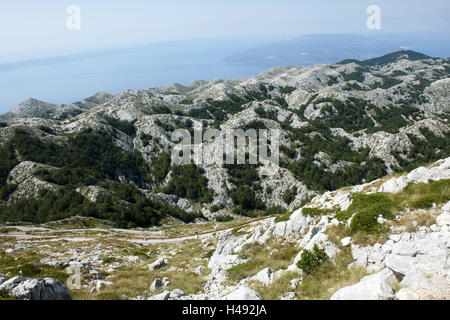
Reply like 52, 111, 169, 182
274, 211, 293, 223
0, 256, 69, 284
401, 179, 450, 209
231, 226, 247, 237
335, 193, 395, 234
210, 203, 225, 213
38, 125, 54, 135
297, 247, 367, 299
341, 68, 366, 82
226, 240, 298, 282
302, 207, 335, 217
279, 86, 296, 94
296, 244, 329, 275
280, 144, 296, 159
11, 129, 148, 187
149, 151, 172, 184
263, 206, 285, 217
283, 121, 387, 192
368, 105, 421, 134
225, 163, 265, 214
104, 116, 136, 137
163, 164, 213, 203
320, 98, 375, 133
139, 133, 153, 147
0, 141, 18, 186
392, 128, 449, 171
374, 75, 403, 89
0, 181, 201, 228
230, 186, 265, 213
254, 106, 278, 121
215, 214, 234, 222
282, 186, 297, 205
0, 289, 15, 300
239, 120, 268, 132
0, 184, 17, 201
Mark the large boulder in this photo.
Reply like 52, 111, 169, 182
249, 267, 273, 286
148, 258, 167, 271
220, 286, 263, 300
436, 201, 450, 229
384, 254, 416, 278
0, 276, 72, 300
330, 269, 396, 300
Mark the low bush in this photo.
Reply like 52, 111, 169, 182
282, 186, 297, 205
210, 203, 225, 213
264, 206, 285, 216
163, 164, 213, 203
215, 215, 234, 222
334, 193, 395, 234
302, 207, 334, 217
274, 211, 293, 223
297, 244, 329, 275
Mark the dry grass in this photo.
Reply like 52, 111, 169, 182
249, 271, 299, 300
226, 239, 299, 284
296, 247, 367, 300
394, 209, 437, 233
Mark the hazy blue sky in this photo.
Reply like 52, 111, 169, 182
1, 0, 449, 61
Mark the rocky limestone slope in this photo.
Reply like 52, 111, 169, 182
0, 50, 449, 225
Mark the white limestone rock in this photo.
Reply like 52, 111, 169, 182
330, 269, 396, 300
249, 267, 273, 286
219, 286, 263, 300
148, 257, 167, 271
0, 276, 72, 300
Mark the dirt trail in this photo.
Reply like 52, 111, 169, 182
2, 215, 276, 243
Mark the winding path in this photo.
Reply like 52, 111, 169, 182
2, 215, 276, 244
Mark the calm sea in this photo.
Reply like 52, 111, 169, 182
0, 39, 267, 113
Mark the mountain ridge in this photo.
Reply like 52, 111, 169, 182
0, 50, 449, 227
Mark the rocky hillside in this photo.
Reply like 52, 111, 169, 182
0, 50, 449, 227
1, 157, 448, 300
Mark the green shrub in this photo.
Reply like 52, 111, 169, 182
402, 180, 450, 209
283, 186, 297, 205
163, 164, 213, 203
150, 151, 171, 184
38, 125, 54, 134
410, 194, 439, 209
210, 203, 225, 213
0, 184, 17, 201
336, 193, 395, 234
302, 207, 334, 217
297, 244, 329, 275
0, 289, 13, 300
264, 206, 285, 216
216, 215, 234, 222
274, 211, 293, 223
350, 210, 385, 234
279, 86, 296, 94
140, 133, 153, 147
104, 116, 136, 137
230, 186, 265, 211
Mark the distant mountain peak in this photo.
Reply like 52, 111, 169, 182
359, 50, 431, 67
338, 50, 431, 67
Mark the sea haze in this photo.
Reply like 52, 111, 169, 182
2, 33, 449, 114
0, 38, 269, 113
225, 33, 450, 68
